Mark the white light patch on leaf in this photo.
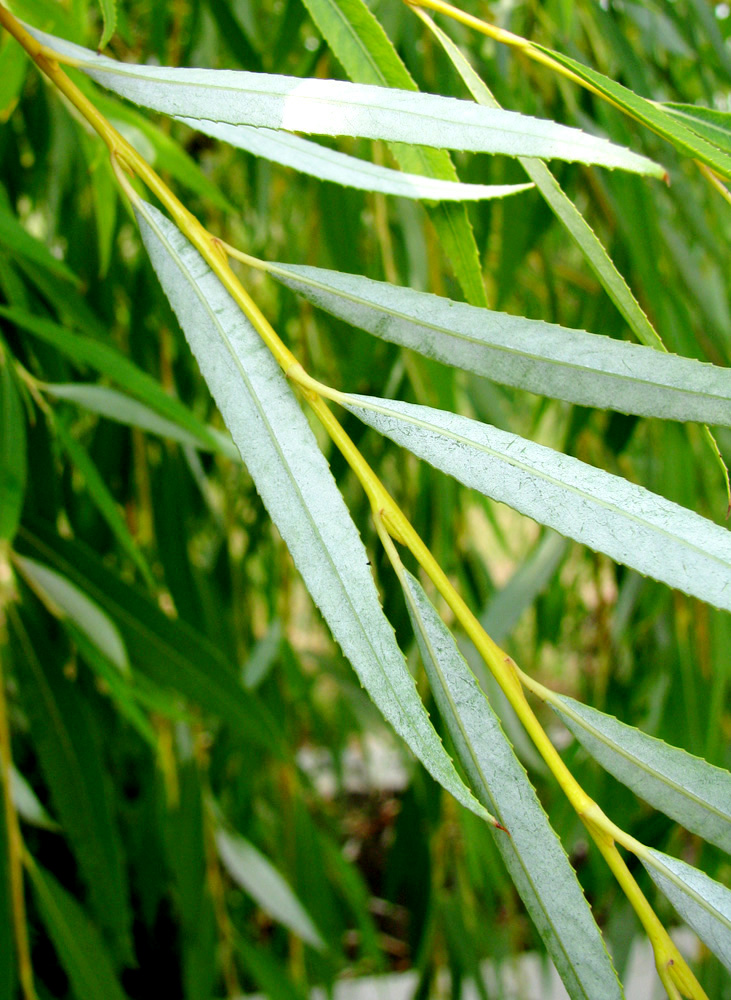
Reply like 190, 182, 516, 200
28, 25, 663, 175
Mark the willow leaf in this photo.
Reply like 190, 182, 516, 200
298, 0, 487, 306
27, 860, 129, 1000
342, 394, 731, 611
176, 118, 532, 201
662, 103, 731, 158
96, 0, 116, 52
549, 695, 731, 853
421, 12, 664, 352
14, 554, 129, 676
0, 305, 223, 451
17, 519, 283, 753
264, 261, 731, 425
28, 26, 663, 176
0, 347, 25, 542
216, 830, 325, 951
400, 570, 624, 1000
536, 45, 731, 180
9, 604, 133, 961
642, 849, 731, 972
134, 199, 492, 824
44, 382, 239, 460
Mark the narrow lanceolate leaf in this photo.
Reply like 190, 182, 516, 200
26, 860, 129, 1000
421, 13, 664, 352
176, 118, 533, 201
17, 519, 283, 753
43, 382, 239, 460
400, 570, 624, 1000
134, 199, 492, 825
216, 830, 325, 951
0, 305, 223, 452
264, 261, 731, 425
28, 26, 664, 176
662, 103, 731, 158
299, 0, 488, 305
0, 348, 25, 542
9, 605, 132, 960
342, 395, 731, 611
535, 44, 731, 180
642, 849, 731, 972
548, 695, 731, 853
96, 0, 117, 52
14, 555, 129, 676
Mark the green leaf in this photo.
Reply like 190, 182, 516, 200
43, 382, 239, 460
0, 33, 28, 121
399, 569, 625, 1000
534, 44, 731, 180
175, 119, 533, 201
341, 394, 731, 611
236, 937, 309, 1000
134, 199, 492, 824
642, 849, 731, 972
0, 347, 26, 543
0, 197, 77, 284
11, 766, 60, 831
0, 767, 15, 1000
421, 12, 665, 352
662, 103, 731, 158
14, 554, 129, 676
262, 260, 731, 425
0, 306, 223, 452
29, 26, 665, 175
16, 518, 284, 753
9, 604, 133, 960
26, 859, 130, 1000
548, 696, 731, 853
96, 0, 116, 52
216, 829, 325, 950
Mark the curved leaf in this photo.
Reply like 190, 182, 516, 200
0, 347, 25, 542
341, 394, 731, 610
176, 118, 533, 201
662, 103, 731, 158
549, 696, 731, 853
216, 829, 325, 950
401, 569, 625, 1000
642, 849, 731, 972
134, 199, 493, 825
263, 260, 731, 425
28, 25, 664, 176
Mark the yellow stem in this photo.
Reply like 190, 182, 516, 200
1, 610, 38, 1000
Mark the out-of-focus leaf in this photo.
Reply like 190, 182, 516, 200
96, 0, 116, 51
216, 828, 325, 950
16, 518, 284, 753
176, 118, 533, 201
29, 26, 665, 175
263, 260, 731, 424
134, 199, 494, 824
342, 394, 731, 611
26, 859, 130, 1000
49, 415, 155, 587
43, 382, 239, 459
400, 569, 624, 1000
0, 34, 28, 122
0, 306, 222, 451
0, 198, 77, 284
13, 554, 129, 675
0, 767, 14, 1000
11, 766, 59, 831
549, 695, 731, 853
79, 132, 116, 277
9, 604, 133, 960
642, 849, 731, 972
0, 348, 25, 543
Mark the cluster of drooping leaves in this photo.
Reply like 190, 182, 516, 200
0, 0, 730, 998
